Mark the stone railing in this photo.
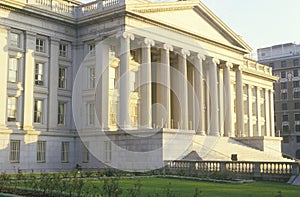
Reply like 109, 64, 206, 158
166, 160, 299, 181
77, 0, 121, 17
244, 58, 273, 75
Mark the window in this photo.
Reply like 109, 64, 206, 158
8, 58, 18, 82
269, 63, 274, 69
58, 102, 66, 125
61, 142, 69, 163
59, 43, 67, 57
294, 92, 300, 99
7, 97, 17, 122
294, 70, 299, 77
34, 100, 43, 123
82, 142, 89, 163
281, 82, 287, 89
282, 115, 289, 121
88, 67, 95, 89
105, 141, 112, 162
10, 32, 20, 47
294, 59, 299, 66
283, 137, 289, 143
281, 61, 286, 68
36, 38, 45, 52
281, 71, 286, 78
35, 63, 44, 86
297, 137, 300, 143
88, 44, 95, 56
37, 141, 46, 162
296, 125, 300, 132
58, 67, 66, 89
295, 102, 300, 109
282, 125, 289, 133
281, 93, 287, 100
88, 103, 95, 125
294, 81, 300, 88
295, 114, 300, 121
10, 140, 20, 163
282, 103, 288, 110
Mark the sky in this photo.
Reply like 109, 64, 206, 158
80, 0, 300, 55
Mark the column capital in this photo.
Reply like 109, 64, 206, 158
212, 58, 220, 65
116, 31, 135, 41
180, 49, 190, 57
235, 65, 243, 71
225, 62, 233, 69
143, 38, 155, 48
196, 53, 206, 61
163, 43, 173, 51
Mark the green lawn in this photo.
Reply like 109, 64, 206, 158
87, 177, 300, 197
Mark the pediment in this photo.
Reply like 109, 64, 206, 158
128, 1, 251, 53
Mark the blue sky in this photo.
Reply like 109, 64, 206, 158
80, 0, 300, 54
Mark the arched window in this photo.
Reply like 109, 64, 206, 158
296, 150, 300, 159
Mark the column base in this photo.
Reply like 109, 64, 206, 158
209, 131, 220, 136
196, 130, 206, 136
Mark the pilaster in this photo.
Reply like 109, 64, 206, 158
270, 90, 275, 137
223, 62, 234, 137
257, 87, 262, 136
264, 89, 270, 136
248, 85, 253, 137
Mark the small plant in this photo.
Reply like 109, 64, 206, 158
101, 178, 123, 197
126, 179, 142, 197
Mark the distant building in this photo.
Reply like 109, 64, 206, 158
258, 43, 300, 159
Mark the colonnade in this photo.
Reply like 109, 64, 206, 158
95, 31, 275, 138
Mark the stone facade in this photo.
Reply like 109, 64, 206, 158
0, 0, 282, 173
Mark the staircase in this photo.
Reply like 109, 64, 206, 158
192, 136, 291, 162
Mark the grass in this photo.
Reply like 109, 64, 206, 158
86, 177, 300, 197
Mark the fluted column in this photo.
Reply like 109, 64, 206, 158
194, 54, 206, 135
140, 38, 154, 128
223, 62, 234, 137
161, 44, 173, 128
117, 32, 134, 129
23, 31, 36, 130
247, 85, 253, 137
208, 58, 220, 136
256, 87, 262, 136
264, 89, 270, 136
178, 49, 190, 130
0, 26, 9, 129
270, 90, 275, 137
236, 65, 244, 137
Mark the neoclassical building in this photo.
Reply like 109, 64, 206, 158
0, 0, 287, 172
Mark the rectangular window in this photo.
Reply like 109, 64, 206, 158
294, 81, 300, 88
281, 71, 286, 78
61, 142, 69, 163
282, 115, 289, 121
88, 44, 95, 56
295, 114, 300, 121
294, 70, 299, 77
59, 44, 67, 57
281, 93, 287, 100
34, 100, 43, 123
296, 125, 300, 132
36, 38, 45, 52
269, 63, 274, 69
58, 102, 66, 125
10, 140, 20, 163
281, 61, 286, 68
281, 82, 287, 89
295, 102, 300, 109
297, 136, 300, 143
35, 63, 44, 86
105, 141, 112, 162
7, 97, 17, 122
294, 59, 299, 67
294, 92, 300, 99
37, 141, 46, 163
283, 137, 289, 143
8, 58, 18, 82
89, 67, 95, 89
283, 125, 289, 133
82, 142, 89, 163
58, 67, 67, 89
88, 103, 95, 125
282, 103, 288, 110
10, 32, 20, 47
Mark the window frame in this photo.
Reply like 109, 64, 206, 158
36, 38, 45, 53
37, 141, 46, 163
10, 140, 20, 163
7, 97, 17, 122
59, 43, 68, 57
8, 57, 19, 83
58, 102, 66, 125
35, 63, 44, 86
34, 99, 43, 123
58, 67, 67, 89
61, 141, 69, 163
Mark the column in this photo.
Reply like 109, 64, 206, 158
194, 54, 206, 135
223, 62, 234, 137
256, 87, 262, 136
247, 85, 253, 137
178, 49, 190, 130
270, 90, 275, 137
264, 89, 270, 136
236, 65, 244, 137
140, 38, 154, 128
95, 39, 109, 130
219, 66, 224, 136
23, 31, 36, 130
48, 38, 60, 130
118, 32, 134, 129
0, 26, 9, 129
208, 58, 220, 136
161, 44, 173, 128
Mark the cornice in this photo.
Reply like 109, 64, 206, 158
130, 5, 194, 13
